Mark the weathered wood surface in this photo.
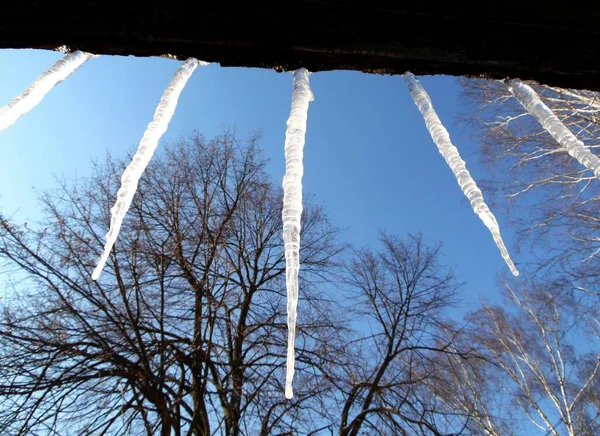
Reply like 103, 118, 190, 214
1, 2, 599, 89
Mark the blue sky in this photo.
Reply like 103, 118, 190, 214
0, 49, 516, 312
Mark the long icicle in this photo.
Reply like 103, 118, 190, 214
0, 51, 94, 132
282, 68, 313, 399
404, 72, 519, 276
507, 79, 600, 179
92, 58, 206, 280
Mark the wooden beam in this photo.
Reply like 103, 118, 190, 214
1, 2, 599, 89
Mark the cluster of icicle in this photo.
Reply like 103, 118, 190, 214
12, 48, 600, 400
506, 79, 600, 180
404, 72, 519, 276
281, 68, 313, 399
92, 58, 206, 280
0, 50, 206, 281
0, 50, 94, 132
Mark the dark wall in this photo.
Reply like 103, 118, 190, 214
2, 2, 599, 89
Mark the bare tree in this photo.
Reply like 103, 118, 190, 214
0, 131, 345, 435
460, 79, 600, 277
0, 129, 527, 435
441, 279, 600, 436
327, 233, 470, 436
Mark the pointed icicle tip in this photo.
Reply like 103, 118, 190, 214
404, 71, 519, 277
282, 67, 313, 399
92, 58, 204, 281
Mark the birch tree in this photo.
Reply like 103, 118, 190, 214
442, 279, 600, 435
461, 79, 600, 277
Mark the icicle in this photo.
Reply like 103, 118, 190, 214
404, 72, 519, 276
282, 68, 313, 399
507, 79, 600, 179
92, 58, 206, 280
0, 51, 94, 132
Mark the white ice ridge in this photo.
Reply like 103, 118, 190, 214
507, 79, 600, 179
0, 51, 94, 132
282, 68, 314, 399
92, 58, 206, 280
404, 72, 519, 276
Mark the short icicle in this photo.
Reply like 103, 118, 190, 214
92, 58, 207, 280
404, 72, 519, 276
507, 79, 600, 179
0, 50, 94, 132
282, 68, 314, 399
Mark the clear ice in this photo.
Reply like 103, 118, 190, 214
282, 68, 313, 398
507, 79, 600, 179
92, 58, 205, 280
0, 51, 94, 132
405, 72, 519, 276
